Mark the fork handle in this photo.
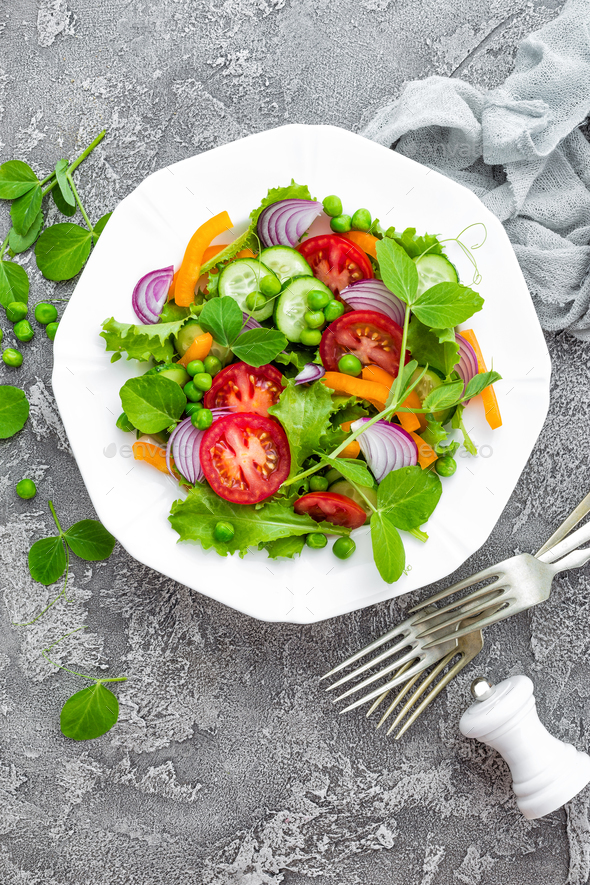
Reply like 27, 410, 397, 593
538, 519, 590, 564
550, 544, 590, 574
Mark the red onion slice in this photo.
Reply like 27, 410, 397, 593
351, 418, 418, 482
242, 312, 263, 332
341, 279, 405, 326
258, 199, 323, 248
166, 408, 230, 484
455, 333, 479, 394
294, 363, 326, 385
132, 265, 174, 324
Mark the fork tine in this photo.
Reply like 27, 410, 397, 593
331, 643, 423, 703
422, 601, 514, 649
408, 563, 503, 613
324, 632, 416, 692
366, 660, 415, 718
385, 648, 457, 735
320, 621, 415, 681
338, 657, 431, 713
412, 579, 506, 626
375, 670, 424, 729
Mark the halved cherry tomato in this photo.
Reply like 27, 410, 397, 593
294, 492, 366, 529
320, 310, 406, 376
297, 234, 373, 295
203, 362, 285, 417
200, 413, 290, 505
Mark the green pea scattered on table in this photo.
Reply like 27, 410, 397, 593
16, 478, 37, 499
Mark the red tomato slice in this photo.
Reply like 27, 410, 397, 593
203, 362, 284, 417
294, 492, 366, 530
319, 309, 406, 376
297, 234, 373, 295
200, 413, 290, 505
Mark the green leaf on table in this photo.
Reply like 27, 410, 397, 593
120, 374, 186, 434
35, 223, 92, 281
198, 296, 243, 347
8, 211, 44, 253
370, 512, 406, 583
377, 465, 442, 531
28, 536, 67, 586
452, 403, 477, 455
0, 160, 39, 199
385, 226, 443, 259
268, 378, 335, 475
375, 237, 419, 306
422, 379, 464, 412
100, 316, 188, 362
412, 282, 484, 329
93, 212, 112, 239
264, 535, 306, 560
11, 184, 43, 236
231, 328, 288, 367
64, 520, 116, 561
407, 317, 459, 377
0, 385, 30, 438
321, 455, 374, 489
60, 682, 119, 741
52, 183, 76, 217
169, 483, 348, 556
54, 159, 76, 207
464, 370, 502, 400
0, 260, 29, 309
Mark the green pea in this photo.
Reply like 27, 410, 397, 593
204, 355, 222, 376
304, 310, 325, 330
436, 456, 457, 477
6, 301, 28, 323
46, 322, 59, 341
191, 408, 213, 430
185, 401, 203, 416
186, 359, 205, 377
306, 532, 328, 549
322, 195, 343, 217
13, 320, 34, 342
351, 208, 372, 231
259, 274, 281, 297
299, 328, 322, 347
193, 372, 212, 392
338, 354, 363, 376
2, 347, 23, 367
214, 521, 235, 543
16, 478, 37, 499
309, 475, 329, 492
330, 214, 352, 233
116, 412, 135, 432
333, 537, 356, 560
246, 291, 267, 312
183, 381, 203, 402
307, 290, 331, 311
324, 300, 345, 323
34, 302, 58, 325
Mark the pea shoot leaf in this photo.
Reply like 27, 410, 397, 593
60, 682, 119, 741
0, 160, 39, 199
377, 466, 442, 531
420, 417, 449, 450
64, 520, 116, 561
464, 370, 502, 400
0, 260, 29, 309
8, 211, 44, 253
370, 512, 406, 583
320, 455, 374, 489
55, 159, 76, 207
412, 282, 484, 328
0, 385, 30, 438
268, 379, 335, 475
28, 536, 67, 585
35, 223, 92, 281
231, 328, 288, 367
385, 227, 443, 259
264, 535, 306, 559
93, 212, 112, 239
100, 316, 188, 362
52, 183, 76, 217
120, 374, 187, 434
376, 237, 419, 306
198, 296, 243, 346
407, 317, 459, 377
422, 379, 464, 412
452, 403, 477, 455
11, 184, 43, 236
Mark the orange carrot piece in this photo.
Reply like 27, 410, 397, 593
340, 230, 379, 258
408, 431, 438, 469
175, 211, 233, 306
177, 332, 213, 368
321, 372, 389, 411
460, 329, 502, 430
361, 365, 422, 431
132, 440, 169, 474
361, 365, 395, 387
338, 440, 361, 459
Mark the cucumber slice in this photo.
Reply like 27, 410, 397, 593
415, 254, 458, 296
412, 366, 453, 423
274, 276, 332, 343
218, 258, 278, 321
174, 319, 231, 365
327, 480, 376, 523
259, 246, 313, 283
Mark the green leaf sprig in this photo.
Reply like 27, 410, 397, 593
0, 384, 29, 438
198, 297, 287, 368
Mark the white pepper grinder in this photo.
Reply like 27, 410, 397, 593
459, 674, 590, 819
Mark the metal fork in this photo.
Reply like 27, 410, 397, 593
322, 493, 590, 723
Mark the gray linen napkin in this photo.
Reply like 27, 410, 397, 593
363, 0, 590, 339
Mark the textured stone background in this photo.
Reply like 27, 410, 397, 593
3, 1, 590, 883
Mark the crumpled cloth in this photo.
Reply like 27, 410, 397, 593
363, 0, 590, 339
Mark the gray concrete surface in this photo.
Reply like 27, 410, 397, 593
3, 1, 590, 883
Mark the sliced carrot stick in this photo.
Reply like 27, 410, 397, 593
460, 329, 502, 430
322, 372, 389, 411
408, 431, 438, 469
361, 365, 394, 387
177, 332, 213, 368
338, 440, 361, 459
340, 230, 379, 258
132, 440, 169, 474
175, 211, 233, 306
362, 365, 422, 431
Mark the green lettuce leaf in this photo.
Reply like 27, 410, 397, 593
406, 317, 460, 377
385, 226, 443, 259
100, 317, 188, 362
269, 378, 335, 476
264, 535, 306, 560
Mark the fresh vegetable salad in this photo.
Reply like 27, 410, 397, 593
101, 182, 501, 583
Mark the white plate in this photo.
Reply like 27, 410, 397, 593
52, 124, 551, 624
